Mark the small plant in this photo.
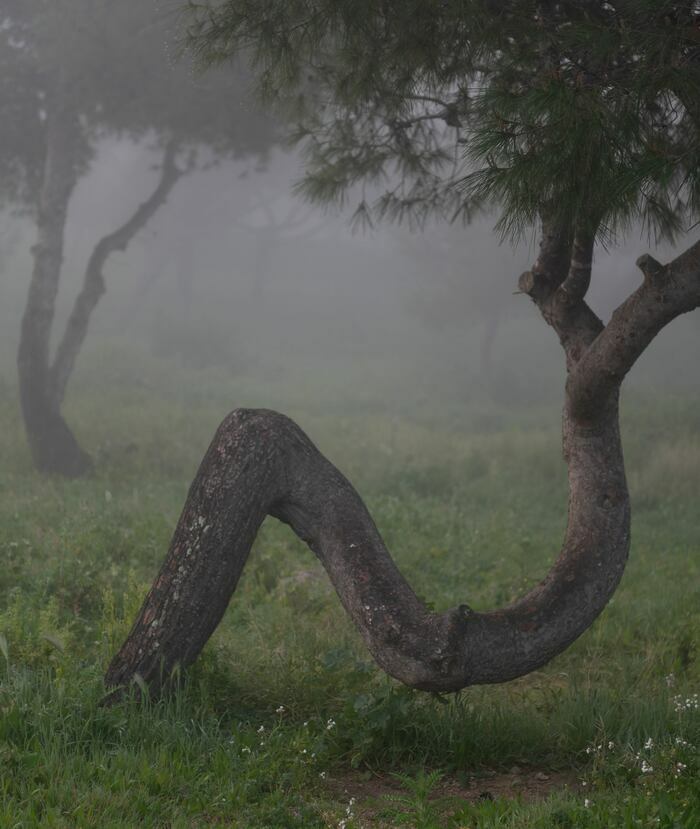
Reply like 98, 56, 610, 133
380, 769, 447, 828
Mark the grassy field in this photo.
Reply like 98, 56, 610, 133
0, 345, 699, 828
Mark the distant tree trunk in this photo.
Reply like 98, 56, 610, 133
250, 228, 271, 302
0, 223, 19, 279
105, 233, 700, 699
18, 133, 181, 477
17, 98, 91, 477
478, 309, 500, 386
175, 242, 195, 323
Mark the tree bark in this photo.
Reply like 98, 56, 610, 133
105, 234, 700, 699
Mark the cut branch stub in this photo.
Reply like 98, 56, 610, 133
635, 253, 664, 283
517, 269, 539, 297
105, 398, 630, 700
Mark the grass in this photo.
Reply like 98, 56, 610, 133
0, 343, 698, 827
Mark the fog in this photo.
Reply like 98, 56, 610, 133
1, 1, 699, 458
2, 138, 698, 423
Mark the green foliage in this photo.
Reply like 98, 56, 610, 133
187, 1, 700, 244
379, 769, 446, 827
464, 1, 700, 243
0, 594, 71, 668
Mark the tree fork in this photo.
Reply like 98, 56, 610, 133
49, 140, 183, 407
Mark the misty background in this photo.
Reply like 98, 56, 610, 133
2, 138, 698, 426
1, 0, 699, 459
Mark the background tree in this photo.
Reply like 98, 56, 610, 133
394, 220, 527, 392
233, 192, 327, 303
0, 0, 275, 476
106, 1, 700, 696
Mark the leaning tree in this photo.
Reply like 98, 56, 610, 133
1, 0, 275, 477
106, 0, 700, 696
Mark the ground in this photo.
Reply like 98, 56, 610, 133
0, 341, 698, 827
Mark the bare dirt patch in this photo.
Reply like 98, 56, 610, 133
324, 767, 581, 824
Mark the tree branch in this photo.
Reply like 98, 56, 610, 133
568, 237, 700, 417
394, 109, 459, 129
49, 140, 183, 406
518, 219, 603, 367
559, 230, 594, 305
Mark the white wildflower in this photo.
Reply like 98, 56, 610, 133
344, 796, 357, 819
584, 798, 593, 808
673, 693, 700, 713
644, 737, 654, 751
640, 759, 653, 774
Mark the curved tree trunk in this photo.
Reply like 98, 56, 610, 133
105, 232, 700, 699
105, 395, 627, 696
